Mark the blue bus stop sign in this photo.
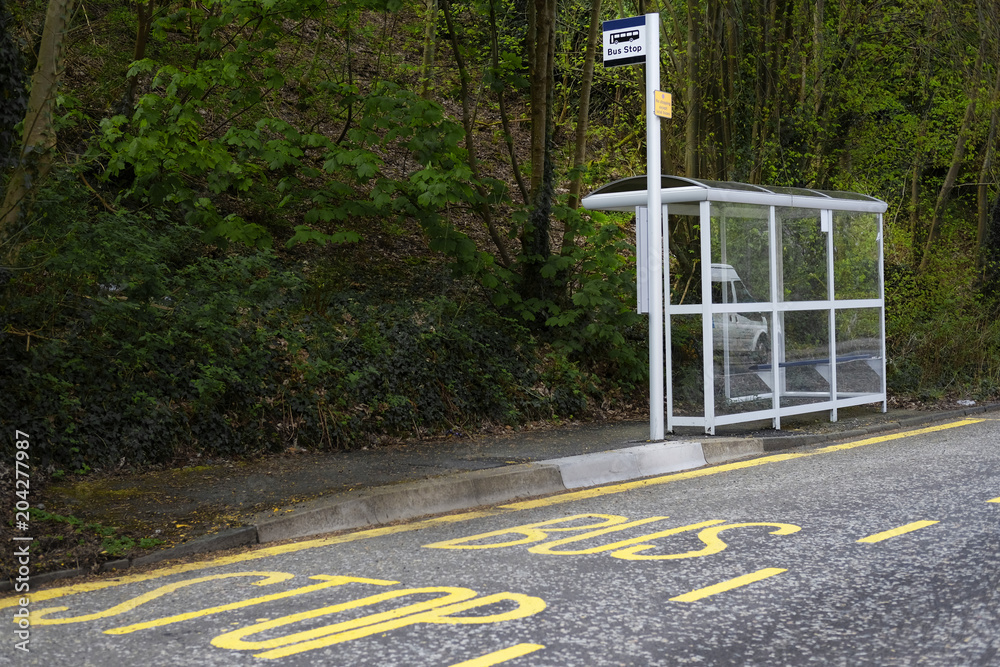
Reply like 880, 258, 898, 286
602, 16, 647, 68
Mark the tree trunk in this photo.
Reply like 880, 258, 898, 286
566, 0, 601, 212
907, 13, 938, 260
719, 0, 737, 181
812, 0, 824, 117
440, 0, 512, 268
520, 0, 557, 305
528, 0, 554, 198
489, 0, 528, 205
909, 158, 923, 259
123, 0, 154, 110
684, 0, 700, 178
419, 0, 438, 99
1, 0, 76, 256
976, 67, 1000, 268
750, 0, 774, 183
918, 49, 984, 273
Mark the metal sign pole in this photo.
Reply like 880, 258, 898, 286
646, 13, 663, 441
602, 12, 663, 441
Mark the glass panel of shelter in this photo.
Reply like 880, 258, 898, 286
708, 202, 774, 416
670, 313, 705, 419
777, 206, 828, 302
667, 204, 703, 305
712, 310, 774, 416
780, 309, 833, 408
833, 211, 880, 300
835, 308, 883, 396
710, 202, 770, 304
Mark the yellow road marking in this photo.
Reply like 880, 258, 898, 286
449, 643, 546, 667
424, 514, 637, 551
856, 520, 940, 543
610, 522, 800, 561
0, 512, 496, 610
2, 418, 981, 608
988, 496, 1000, 503
811, 420, 983, 453
527, 517, 678, 555
212, 586, 482, 653
529, 520, 723, 556
502, 453, 810, 510
105, 575, 397, 634
29, 572, 293, 625
233, 591, 547, 659
669, 568, 787, 602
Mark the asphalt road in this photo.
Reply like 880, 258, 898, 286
5, 417, 1000, 666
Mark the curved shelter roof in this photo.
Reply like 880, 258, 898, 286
580, 175, 888, 213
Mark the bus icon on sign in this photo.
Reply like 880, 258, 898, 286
610, 30, 639, 44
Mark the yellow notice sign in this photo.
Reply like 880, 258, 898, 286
654, 91, 672, 119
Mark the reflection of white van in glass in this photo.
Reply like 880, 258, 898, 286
711, 263, 769, 359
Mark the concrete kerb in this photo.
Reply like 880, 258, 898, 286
130, 527, 260, 569
540, 440, 707, 489
9, 403, 996, 593
700, 437, 765, 464
253, 463, 566, 543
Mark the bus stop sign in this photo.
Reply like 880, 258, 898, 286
602, 15, 647, 68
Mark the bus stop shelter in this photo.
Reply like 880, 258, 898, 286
581, 175, 888, 434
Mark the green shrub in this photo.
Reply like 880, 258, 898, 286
885, 261, 1000, 399
1, 182, 633, 469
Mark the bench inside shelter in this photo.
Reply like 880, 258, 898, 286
748, 352, 882, 394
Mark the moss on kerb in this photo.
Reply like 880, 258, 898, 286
55, 464, 232, 501
48, 480, 152, 503
168, 465, 215, 476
